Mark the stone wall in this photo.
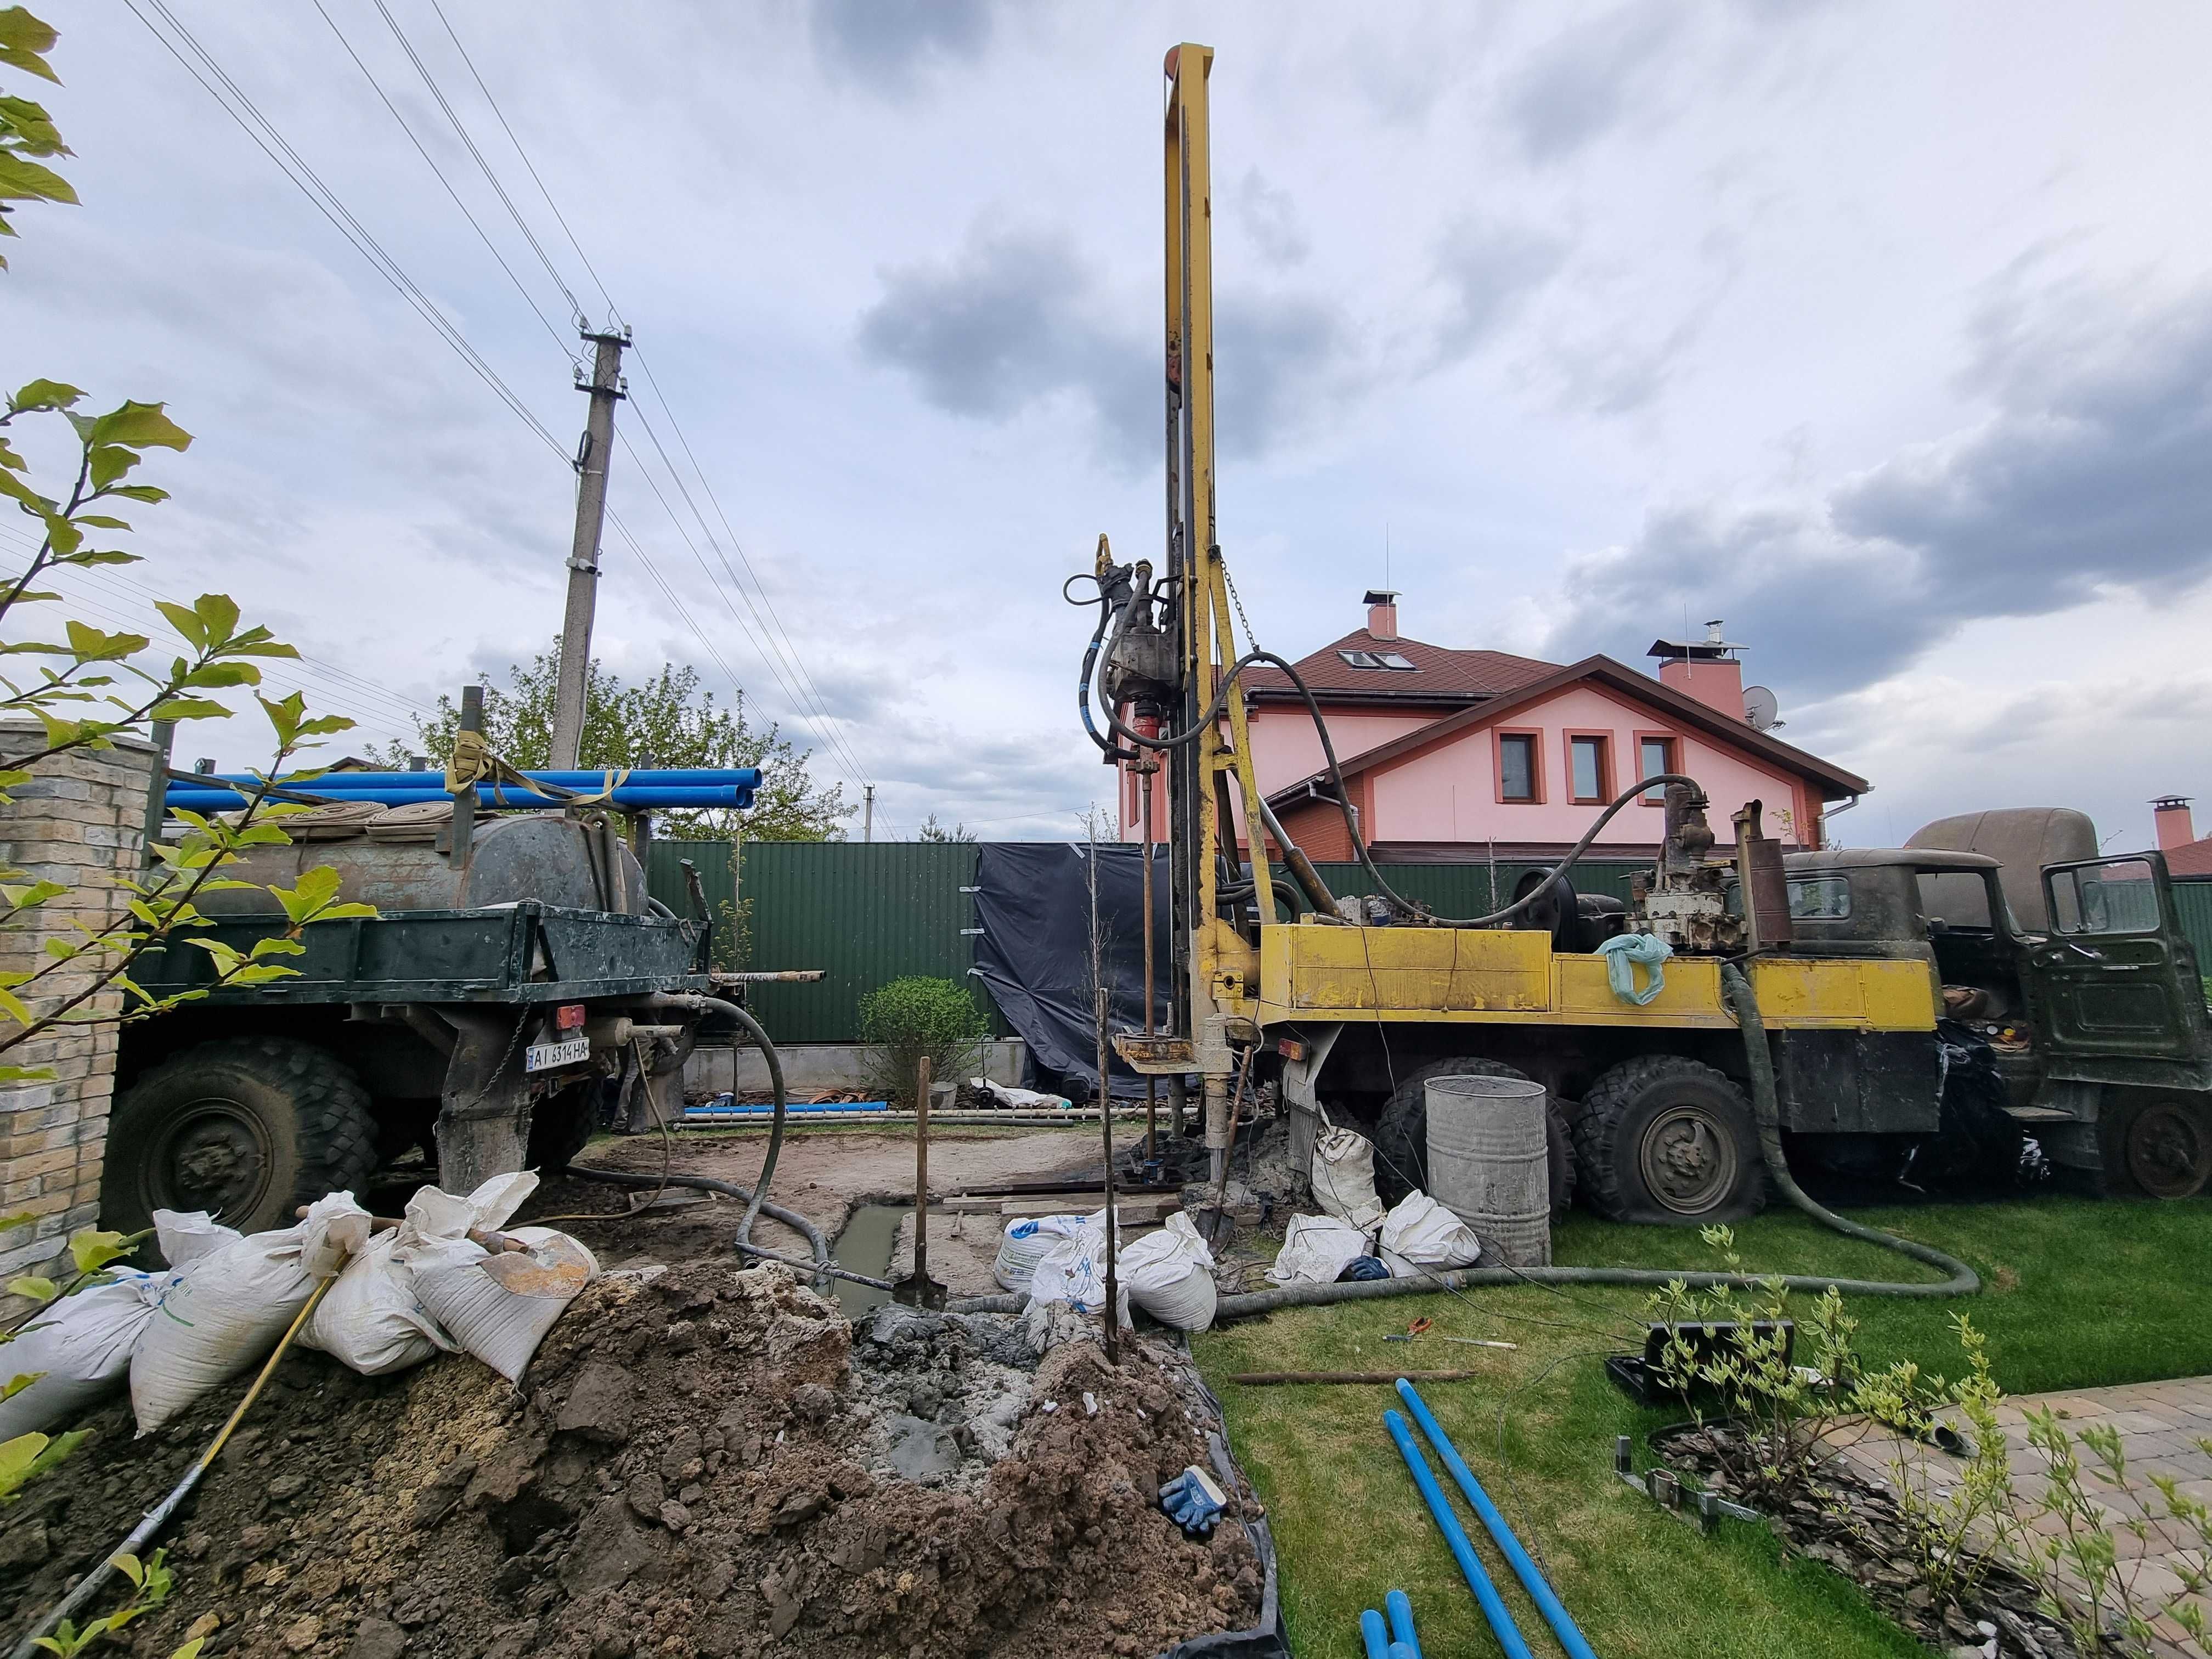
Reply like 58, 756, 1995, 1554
0, 727, 157, 1279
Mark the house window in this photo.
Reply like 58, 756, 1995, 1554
1639, 735, 1677, 803
1568, 735, 1610, 804
1498, 733, 1538, 802
1336, 650, 1417, 671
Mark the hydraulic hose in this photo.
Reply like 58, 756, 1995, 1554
1214, 964, 1978, 1319
1396, 1379, 1596, 1659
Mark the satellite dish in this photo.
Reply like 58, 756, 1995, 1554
1743, 685, 1781, 731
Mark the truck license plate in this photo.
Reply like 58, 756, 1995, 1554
526, 1036, 591, 1074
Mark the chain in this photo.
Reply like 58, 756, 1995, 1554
1220, 559, 1257, 654
455, 1009, 537, 1114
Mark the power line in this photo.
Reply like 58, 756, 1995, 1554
368, 0, 585, 325
125, 0, 569, 462
309, 0, 577, 360
425, 0, 618, 317
617, 404, 873, 787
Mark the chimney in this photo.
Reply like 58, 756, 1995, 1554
1364, 588, 1399, 641
2153, 795, 2196, 851
1648, 619, 1747, 718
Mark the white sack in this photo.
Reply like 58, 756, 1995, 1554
992, 1214, 1085, 1293
1378, 1190, 1483, 1278
1310, 1126, 1385, 1232
1266, 1214, 1373, 1286
131, 1194, 373, 1434
980, 1079, 1073, 1111
303, 1173, 542, 1378
1027, 1212, 1131, 1325
0, 1268, 176, 1440
153, 1210, 241, 1269
1118, 1213, 1218, 1331
411, 1224, 597, 1385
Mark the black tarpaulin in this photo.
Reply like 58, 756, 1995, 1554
969, 842, 1171, 1098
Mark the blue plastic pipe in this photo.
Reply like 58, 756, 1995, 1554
1383, 1408, 1533, 1659
1359, 1609, 1390, 1659
1386, 1589, 1421, 1658
1388, 1645, 1417, 1659
166, 785, 755, 811
199, 768, 763, 791
1397, 1380, 1598, 1659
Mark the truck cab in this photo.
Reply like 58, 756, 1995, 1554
1781, 844, 2212, 1197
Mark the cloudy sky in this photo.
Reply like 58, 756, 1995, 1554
10, 1, 2211, 848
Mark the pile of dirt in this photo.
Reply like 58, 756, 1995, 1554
0, 1261, 1266, 1659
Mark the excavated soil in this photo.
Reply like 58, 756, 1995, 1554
0, 1261, 1265, 1659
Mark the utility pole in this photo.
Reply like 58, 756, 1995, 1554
551, 325, 630, 770
862, 785, 874, 843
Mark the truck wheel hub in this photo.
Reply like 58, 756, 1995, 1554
158, 1098, 273, 1222
1641, 1104, 1737, 1215
2125, 1104, 2210, 1200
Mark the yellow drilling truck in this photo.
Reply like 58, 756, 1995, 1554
1067, 43, 2211, 1225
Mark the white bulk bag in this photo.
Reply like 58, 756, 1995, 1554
0, 1268, 176, 1439
1310, 1126, 1385, 1232
1266, 1214, 1373, 1286
1378, 1191, 1483, 1278
303, 1173, 542, 1378
992, 1214, 1086, 1293
152, 1210, 242, 1269
1027, 1212, 1131, 1325
131, 1194, 373, 1434
1118, 1213, 1218, 1331
411, 1225, 597, 1385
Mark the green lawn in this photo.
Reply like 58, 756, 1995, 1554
1192, 1195, 2212, 1658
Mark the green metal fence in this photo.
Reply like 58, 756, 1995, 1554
644, 841, 1654, 1045
2175, 879, 2212, 981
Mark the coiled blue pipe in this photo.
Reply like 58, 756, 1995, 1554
1397, 1380, 1598, 1659
166, 785, 754, 811
1383, 1408, 1533, 1659
199, 768, 762, 791
1359, 1608, 1390, 1659
1386, 1588, 1421, 1658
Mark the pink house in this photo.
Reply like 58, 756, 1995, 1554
1119, 593, 1869, 862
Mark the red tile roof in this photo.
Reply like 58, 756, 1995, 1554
1241, 628, 1560, 702
2166, 838, 2212, 878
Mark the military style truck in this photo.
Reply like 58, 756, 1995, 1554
103, 803, 724, 1238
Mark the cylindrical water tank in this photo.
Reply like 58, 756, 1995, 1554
1425, 1073, 1552, 1267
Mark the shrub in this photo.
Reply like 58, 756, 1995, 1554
857, 977, 988, 1107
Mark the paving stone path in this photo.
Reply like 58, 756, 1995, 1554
1826, 1377, 2212, 1656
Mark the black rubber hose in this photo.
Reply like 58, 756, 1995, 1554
1212, 965, 1978, 1320
562, 1165, 840, 1281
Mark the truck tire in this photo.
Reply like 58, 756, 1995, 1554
2100, 1093, 2212, 1200
527, 1079, 600, 1175
1372, 1057, 1575, 1221
103, 1037, 377, 1239
1575, 1054, 1767, 1225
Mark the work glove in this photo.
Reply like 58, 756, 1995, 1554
1339, 1255, 1390, 1282
1158, 1464, 1227, 1537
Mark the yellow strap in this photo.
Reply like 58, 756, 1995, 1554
444, 730, 629, 806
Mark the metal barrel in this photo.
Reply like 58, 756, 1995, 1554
1424, 1073, 1551, 1267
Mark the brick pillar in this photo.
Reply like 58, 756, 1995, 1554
0, 725, 158, 1279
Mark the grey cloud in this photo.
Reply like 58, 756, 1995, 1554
809, 0, 995, 94
1429, 217, 1567, 364
1234, 168, 1310, 268
1505, 5, 1681, 163
858, 221, 1363, 467
1545, 278, 2212, 695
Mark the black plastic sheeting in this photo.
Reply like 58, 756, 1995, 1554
970, 842, 1171, 1099
1159, 1367, 1289, 1659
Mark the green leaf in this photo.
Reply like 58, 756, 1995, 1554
61, 619, 142, 661
70, 514, 127, 531
0, 1211, 35, 1233
7, 379, 79, 414
0, 10, 63, 86
145, 698, 230, 723
109, 1551, 143, 1589
0, 1372, 42, 1402
66, 1229, 127, 1275
0, 149, 74, 206
84, 445, 138, 492
109, 483, 167, 504
4, 1277, 55, 1303
88, 402, 191, 454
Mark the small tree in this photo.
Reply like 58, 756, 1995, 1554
857, 976, 987, 1107
916, 814, 975, 843
389, 645, 851, 842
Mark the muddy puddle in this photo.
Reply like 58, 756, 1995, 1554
831, 1201, 912, 1318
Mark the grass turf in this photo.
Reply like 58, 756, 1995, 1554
1191, 1193, 2212, 1657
